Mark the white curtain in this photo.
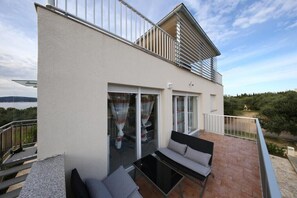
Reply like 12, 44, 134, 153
109, 93, 130, 149
177, 97, 184, 132
141, 95, 154, 142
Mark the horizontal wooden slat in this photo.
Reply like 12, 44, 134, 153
0, 174, 27, 190
1, 155, 37, 169
0, 188, 22, 198
0, 162, 34, 177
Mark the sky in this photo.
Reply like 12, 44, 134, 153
0, 0, 297, 96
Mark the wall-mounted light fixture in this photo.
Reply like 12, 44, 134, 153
167, 82, 173, 89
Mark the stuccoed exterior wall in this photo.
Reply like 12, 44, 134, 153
37, 5, 223, 182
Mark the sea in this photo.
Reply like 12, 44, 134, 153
0, 102, 37, 109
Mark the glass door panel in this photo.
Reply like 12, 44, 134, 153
172, 97, 176, 131
176, 96, 185, 133
108, 93, 136, 173
141, 95, 158, 157
188, 96, 198, 132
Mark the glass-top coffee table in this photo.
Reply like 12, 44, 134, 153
133, 154, 184, 197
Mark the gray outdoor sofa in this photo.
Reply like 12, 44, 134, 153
71, 166, 142, 198
155, 131, 214, 197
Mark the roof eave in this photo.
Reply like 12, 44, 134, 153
158, 3, 221, 56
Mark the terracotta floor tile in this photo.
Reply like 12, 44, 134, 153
136, 133, 262, 198
241, 190, 254, 198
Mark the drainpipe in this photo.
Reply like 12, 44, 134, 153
47, 0, 55, 6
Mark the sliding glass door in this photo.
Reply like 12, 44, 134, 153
108, 88, 159, 173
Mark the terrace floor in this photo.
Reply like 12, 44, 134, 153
135, 132, 262, 198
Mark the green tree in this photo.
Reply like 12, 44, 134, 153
260, 91, 297, 135
0, 107, 37, 126
224, 96, 239, 115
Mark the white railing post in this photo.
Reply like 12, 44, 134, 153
47, 0, 55, 6
76, 0, 78, 16
101, 0, 103, 27
85, 0, 87, 20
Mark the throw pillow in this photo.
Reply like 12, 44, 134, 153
103, 166, 138, 198
71, 169, 90, 198
167, 139, 187, 155
85, 179, 112, 198
184, 146, 211, 167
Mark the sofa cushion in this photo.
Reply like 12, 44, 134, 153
85, 179, 112, 198
158, 148, 211, 177
184, 146, 212, 167
71, 169, 90, 198
103, 166, 139, 198
167, 139, 187, 155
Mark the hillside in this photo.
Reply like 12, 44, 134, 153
224, 91, 297, 136
0, 96, 37, 102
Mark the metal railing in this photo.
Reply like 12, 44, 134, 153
256, 119, 282, 198
204, 114, 257, 139
203, 114, 225, 135
203, 114, 281, 198
47, 0, 176, 62
0, 119, 37, 164
225, 115, 257, 140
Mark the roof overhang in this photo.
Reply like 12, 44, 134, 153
158, 3, 221, 56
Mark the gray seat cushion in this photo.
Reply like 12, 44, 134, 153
128, 189, 143, 198
85, 179, 112, 198
158, 148, 211, 177
103, 166, 139, 198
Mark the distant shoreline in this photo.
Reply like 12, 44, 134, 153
0, 101, 37, 103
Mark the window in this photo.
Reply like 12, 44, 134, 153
210, 94, 217, 112
173, 94, 198, 134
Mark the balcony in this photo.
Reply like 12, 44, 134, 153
0, 119, 37, 164
1, 115, 282, 197
0, 120, 37, 197
45, 0, 222, 84
134, 115, 281, 197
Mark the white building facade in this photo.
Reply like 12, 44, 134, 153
36, 1, 223, 185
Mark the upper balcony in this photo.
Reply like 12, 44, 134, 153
46, 0, 222, 85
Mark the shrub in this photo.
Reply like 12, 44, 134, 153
266, 143, 286, 157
